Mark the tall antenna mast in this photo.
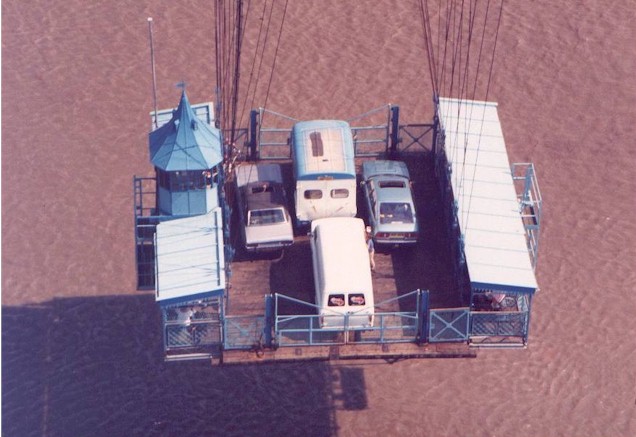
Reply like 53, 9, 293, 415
148, 17, 159, 129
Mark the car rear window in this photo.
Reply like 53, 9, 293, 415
378, 180, 406, 188
248, 208, 286, 225
379, 202, 414, 224
250, 184, 274, 194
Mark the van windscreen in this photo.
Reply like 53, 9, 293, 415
349, 294, 366, 306
328, 294, 345, 306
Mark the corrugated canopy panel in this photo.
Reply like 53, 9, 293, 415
438, 97, 538, 294
292, 120, 356, 180
149, 91, 223, 171
155, 209, 225, 305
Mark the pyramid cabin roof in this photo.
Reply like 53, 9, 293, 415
148, 91, 223, 171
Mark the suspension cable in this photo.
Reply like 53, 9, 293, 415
261, 0, 289, 118
238, 0, 269, 129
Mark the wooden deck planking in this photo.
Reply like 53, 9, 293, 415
219, 342, 476, 365
225, 154, 464, 318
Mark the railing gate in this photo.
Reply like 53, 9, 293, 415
429, 308, 470, 342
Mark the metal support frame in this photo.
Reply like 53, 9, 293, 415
248, 109, 259, 160
397, 124, 435, 154
255, 107, 298, 160
418, 289, 430, 344
512, 163, 542, 268
388, 105, 400, 157
246, 105, 401, 161
133, 177, 162, 289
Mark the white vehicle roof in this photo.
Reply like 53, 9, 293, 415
312, 217, 373, 295
362, 160, 410, 180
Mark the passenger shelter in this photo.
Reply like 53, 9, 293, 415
436, 97, 540, 345
154, 210, 225, 357
149, 91, 223, 216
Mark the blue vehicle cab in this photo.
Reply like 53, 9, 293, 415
361, 160, 419, 245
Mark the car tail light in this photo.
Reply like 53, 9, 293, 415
376, 232, 389, 238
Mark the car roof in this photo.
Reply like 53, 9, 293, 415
235, 163, 283, 187
362, 160, 410, 180
374, 178, 413, 203
244, 182, 287, 210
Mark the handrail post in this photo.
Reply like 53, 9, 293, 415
389, 105, 400, 158
432, 94, 440, 155
248, 109, 259, 161
264, 294, 274, 347
418, 289, 430, 345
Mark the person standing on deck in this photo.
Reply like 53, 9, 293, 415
366, 226, 376, 271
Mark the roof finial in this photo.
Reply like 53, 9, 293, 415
176, 81, 187, 91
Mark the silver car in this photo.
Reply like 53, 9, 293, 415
235, 164, 294, 252
361, 160, 419, 245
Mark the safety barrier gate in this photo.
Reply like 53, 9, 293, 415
273, 290, 425, 347
216, 292, 529, 354
428, 308, 471, 342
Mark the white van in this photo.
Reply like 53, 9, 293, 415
310, 217, 374, 329
291, 120, 357, 228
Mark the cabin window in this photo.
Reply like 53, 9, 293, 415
328, 294, 346, 307
331, 188, 349, 199
309, 131, 324, 157
304, 189, 323, 199
156, 169, 170, 189
379, 202, 414, 224
349, 294, 366, 306
164, 170, 208, 191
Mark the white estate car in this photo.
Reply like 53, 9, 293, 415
361, 160, 419, 245
235, 164, 294, 252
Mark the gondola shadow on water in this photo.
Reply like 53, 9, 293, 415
2, 293, 354, 437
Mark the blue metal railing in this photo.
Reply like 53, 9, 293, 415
223, 315, 266, 350
274, 312, 420, 347
397, 123, 435, 153
470, 311, 528, 338
164, 320, 221, 349
429, 308, 471, 342
249, 106, 400, 160
272, 290, 424, 347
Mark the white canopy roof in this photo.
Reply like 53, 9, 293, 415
155, 209, 225, 305
438, 98, 538, 293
